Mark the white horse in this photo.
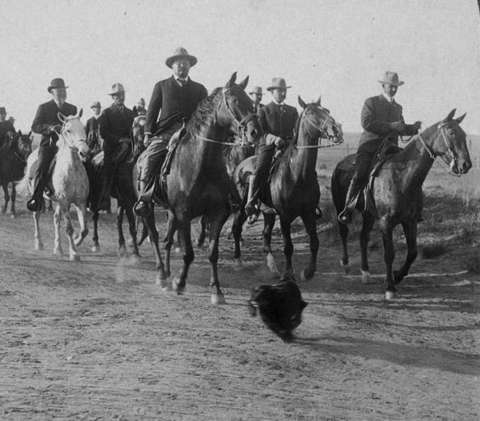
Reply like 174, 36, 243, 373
23, 110, 90, 261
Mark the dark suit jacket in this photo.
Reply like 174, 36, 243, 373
85, 116, 101, 151
258, 101, 298, 142
99, 104, 135, 153
0, 120, 15, 146
359, 95, 418, 151
31, 100, 77, 146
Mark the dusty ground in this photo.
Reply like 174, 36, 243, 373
0, 192, 479, 420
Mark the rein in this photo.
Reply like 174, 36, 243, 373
294, 111, 343, 150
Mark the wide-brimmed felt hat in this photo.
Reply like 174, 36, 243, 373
165, 47, 197, 68
90, 101, 101, 109
267, 77, 291, 91
378, 71, 404, 86
108, 83, 125, 96
48, 78, 68, 92
249, 86, 263, 95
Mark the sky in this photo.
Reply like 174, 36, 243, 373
1, 0, 479, 135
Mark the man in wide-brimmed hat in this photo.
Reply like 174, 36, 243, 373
249, 86, 264, 114
337, 71, 422, 224
245, 77, 298, 216
98, 83, 136, 201
0, 106, 16, 150
134, 47, 207, 217
27, 78, 78, 212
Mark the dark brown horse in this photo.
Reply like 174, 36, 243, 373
0, 130, 32, 217
233, 97, 343, 280
143, 73, 261, 304
331, 109, 471, 300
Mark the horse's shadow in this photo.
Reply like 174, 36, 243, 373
294, 335, 480, 375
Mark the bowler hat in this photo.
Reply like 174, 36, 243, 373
108, 83, 125, 96
90, 101, 101, 109
165, 47, 197, 68
267, 77, 291, 91
48, 78, 68, 92
378, 71, 404, 86
249, 86, 263, 95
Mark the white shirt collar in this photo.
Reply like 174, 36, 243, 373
382, 93, 395, 103
175, 76, 190, 86
272, 99, 284, 106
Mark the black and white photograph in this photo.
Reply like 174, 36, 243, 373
0, 0, 479, 419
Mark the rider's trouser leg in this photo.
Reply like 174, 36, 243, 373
28, 142, 56, 211
246, 143, 275, 213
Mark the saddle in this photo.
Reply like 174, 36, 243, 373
363, 141, 402, 216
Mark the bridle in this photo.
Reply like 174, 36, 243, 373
295, 107, 343, 150
52, 119, 88, 152
417, 123, 460, 177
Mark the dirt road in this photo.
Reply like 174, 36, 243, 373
0, 198, 479, 420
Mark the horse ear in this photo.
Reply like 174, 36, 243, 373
298, 96, 307, 109
445, 108, 456, 121
27, 130, 32, 138
57, 112, 67, 123
238, 75, 249, 90
78, 108, 83, 118
455, 112, 466, 124
225, 72, 237, 88
315, 96, 321, 106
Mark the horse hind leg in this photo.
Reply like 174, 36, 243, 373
143, 211, 168, 288
394, 220, 418, 285
380, 221, 396, 300
117, 206, 127, 257
10, 183, 16, 217
2, 182, 9, 214
172, 219, 194, 296
125, 205, 140, 260
359, 213, 375, 283
300, 210, 319, 281
263, 213, 279, 275
91, 210, 100, 252
231, 207, 247, 268
33, 211, 44, 250
279, 217, 294, 279
53, 205, 64, 256
73, 204, 89, 247
164, 213, 177, 280
196, 215, 207, 248
338, 222, 350, 274
64, 207, 80, 261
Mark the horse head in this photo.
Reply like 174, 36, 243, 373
57, 109, 90, 161
428, 109, 471, 175
16, 130, 33, 159
298, 96, 343, 145
220, 72, 262, 145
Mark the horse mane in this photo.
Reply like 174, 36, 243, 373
184, 87, 223, 137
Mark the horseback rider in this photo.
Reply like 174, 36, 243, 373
249, 86, 264, 114
245, 77, 298, 216
0, 107, 15, 150
98, 83, 136, 200
133, 98, 147, 116
27, 78, 77, 212
85, 101, 103, 154
133, 47, 208, 217
337, 71, 422, 224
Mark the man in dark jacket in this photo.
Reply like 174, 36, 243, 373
27, 78, 77, 212
85, 101, 102, 154
245, 77, 298, 215
99, 83, 135, 200
134, 47, 208, 217
337, 71, 422, 224
0, 107, 15, 149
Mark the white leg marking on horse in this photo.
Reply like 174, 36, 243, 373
361, 270, 372, 284
266, 252, 279, 274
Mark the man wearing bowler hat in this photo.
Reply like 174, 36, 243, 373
85, 101, 102, 154
134, 47, 208, 217
337, 71, 422, 224
0, 107, 16, 150
27, 78, 77, 212
245, 77, 298, 216
249, 86, 264, 114
98, 83, 136, 200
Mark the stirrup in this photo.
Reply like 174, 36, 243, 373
337, 209, 352, 225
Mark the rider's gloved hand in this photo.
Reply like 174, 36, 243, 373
413, 121, 422, 131
274, 137, 286, 149
390, 121, 406, 132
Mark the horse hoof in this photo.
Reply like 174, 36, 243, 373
340, 260, 350, 274
156, 277, 170, 291
70, 254, 80, 262
172, 278, 185, 295
266, 253, 279, 274
91, 245, 100, 253
385, 290, 395, 301
211, 293, 226, 305
361, 270, 372, 284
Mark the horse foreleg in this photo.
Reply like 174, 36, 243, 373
164, 213, 177, 279
74, 204, 89, 247
196, 215, 207, 248
143, 211, 167, 287
300, 210, 319, 281
280, 217, 294, 278
394, 220, 418, 285
137, 216, 149, 246
117, 206, 126, 257
2, 182, 9, 214
207, 211, 229, 305
359, 213, 375, 283
338, 222, 350, 273
125, 205, 139, 258
232, 208, 247, 267
33, 211, 44, 250
172, 219, 194, 295
64, 207, 79, 261
263, 213, 278, 275
10, 183, 16, 217
380, 219, 395, 300
53, 205, 64, 256
92, 210, 100, 252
